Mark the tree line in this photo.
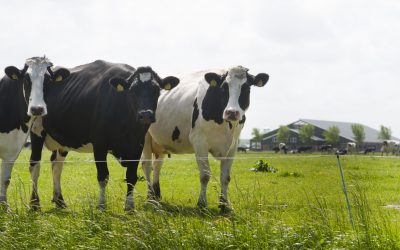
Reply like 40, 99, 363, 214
252, 124, 393, 146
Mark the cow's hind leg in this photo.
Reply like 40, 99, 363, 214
0, 159, 14, 208
51, 150, 68, 208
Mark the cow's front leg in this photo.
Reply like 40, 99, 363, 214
29, 132, 45, 210
51, 150, 68, 208
152, 154, 164, 200
94, 149, 109, 209
194, 149, 210, 208
122, 153, 141, 211
219, 158, 233, 213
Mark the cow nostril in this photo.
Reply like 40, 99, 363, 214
30, 106, 45, 116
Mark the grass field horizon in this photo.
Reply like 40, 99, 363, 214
1, 150, 400, 249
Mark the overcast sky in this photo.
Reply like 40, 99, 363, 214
1, 0, 399, 139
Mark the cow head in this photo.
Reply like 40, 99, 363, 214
4, 56, 70, 117
109, 66, 179, 124
203, 66, 269, 123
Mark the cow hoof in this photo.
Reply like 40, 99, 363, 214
97, 203, 107, 210
0, 198, 9, 212
30, 201, 41, 211
124, 202, 135, 212
197, 199, 207, 209
219, 203, 233, 215
52, 198, 67, 209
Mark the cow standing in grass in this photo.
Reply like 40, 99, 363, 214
142, 66, 269, 212
29, 60, 179, 210
0, 57, 69, 206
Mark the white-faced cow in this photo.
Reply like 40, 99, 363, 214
142, 66, 269, 212
0, 56, 69, 206
346, 142, 356, 154
29, 60, 179, 210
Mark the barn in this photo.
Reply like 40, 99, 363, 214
250, 118, 396, 152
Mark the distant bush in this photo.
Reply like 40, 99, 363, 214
250, 160, 277, 173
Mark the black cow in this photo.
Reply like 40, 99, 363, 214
29, 60, 179, 210
297, 146, 312, 153
0, 56, 69, 206
364, 146, 376, 154
320, 145, 333, 153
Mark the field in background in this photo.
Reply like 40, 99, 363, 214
1, 150, 400, 249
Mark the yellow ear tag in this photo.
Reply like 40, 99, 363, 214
55, 75, 63, 82
164, 83, 172, 90
210, 79, 217, 87
257, 80, 263, 87
11, 74, 18, 80
116, 84, 125, 92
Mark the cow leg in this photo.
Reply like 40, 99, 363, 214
94, 149, 109, 209
194, 148, 210, 208
0, 159, 14, 207
219, 158, 233, 213
141, 134, 155, 199
51, 150, 68, 208
29, 132, 45, 210
122, 151, 141, 211
152, 154, 164, 200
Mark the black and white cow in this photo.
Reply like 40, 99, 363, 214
29, 60, 179, 210
0, 56, 69, 206
346, 142, 356, 154
142, 66, 269, 212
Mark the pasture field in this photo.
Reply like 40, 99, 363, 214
1, 150, 400, 249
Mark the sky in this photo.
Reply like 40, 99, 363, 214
1, 0, 399, 139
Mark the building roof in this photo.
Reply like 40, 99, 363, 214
298, 118, 395, 143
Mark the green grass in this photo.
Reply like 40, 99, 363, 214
1, 150, 400, 249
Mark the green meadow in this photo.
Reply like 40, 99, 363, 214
1, 150, 400, 249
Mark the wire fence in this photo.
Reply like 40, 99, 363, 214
4, 153, 400, 164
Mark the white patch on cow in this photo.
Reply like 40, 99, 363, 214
139, 72, 151, 82
44, 134, 94, 153
25, 57, 53, 116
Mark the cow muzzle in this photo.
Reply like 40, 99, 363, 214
138, 110, 155, 124
30, 106, 46, 116
224, 109, 240, 121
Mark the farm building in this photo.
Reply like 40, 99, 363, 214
250, 118, 396, 151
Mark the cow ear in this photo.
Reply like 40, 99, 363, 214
5, 66, 23, 81
109, 77, 130, 92
204, 73, 222, 87
252, 73, 269, 87
52, 68, 70, 82
160, 76, 179, 90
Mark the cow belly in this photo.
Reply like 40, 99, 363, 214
44, 134, 94, 153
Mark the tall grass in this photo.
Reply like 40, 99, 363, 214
0, 151, 400, 249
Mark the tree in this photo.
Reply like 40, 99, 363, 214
378, 125, 392, 140
251, 128, 263, 141
351, 124, 365, 146
298, 124, 315, 144
277, 125, 290, 143
323, 125, 340, 145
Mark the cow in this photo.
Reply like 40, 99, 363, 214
364, 146, 376, 154
381, 140, 400, 156
237, 146, 248, 153
0, 56, 69, 207
278, 142, 287, 154
29, 60, 179, 210
346, 142, 356, 154
320, 144, 332, 153
142, 66, 269, 212
297, 146, 312, 153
